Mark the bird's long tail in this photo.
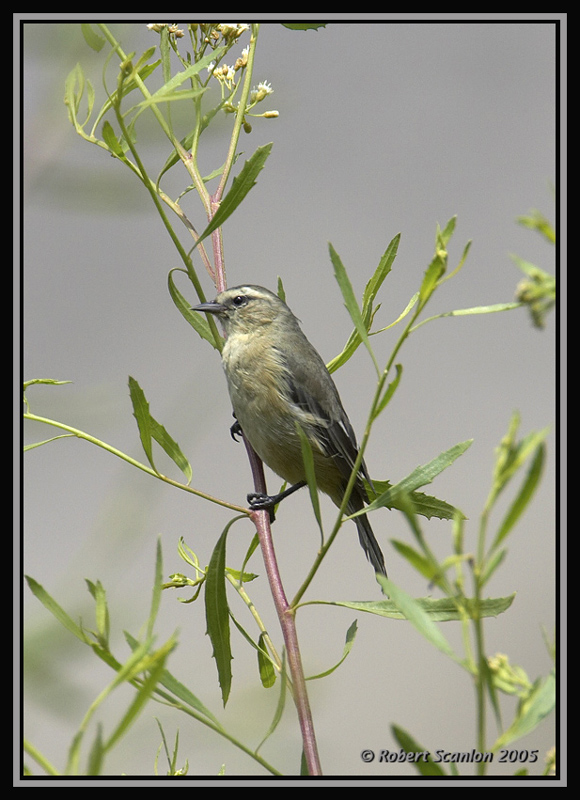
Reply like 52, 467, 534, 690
351, 503, 387, 577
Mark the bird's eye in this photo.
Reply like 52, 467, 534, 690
231, 295, 247, 307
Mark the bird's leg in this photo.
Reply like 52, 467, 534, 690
247, 481, 307, 522
230, 414, 307, 521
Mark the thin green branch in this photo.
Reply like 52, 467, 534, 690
24, 411, 247, 516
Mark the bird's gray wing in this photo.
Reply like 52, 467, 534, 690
278, 345, 371, 493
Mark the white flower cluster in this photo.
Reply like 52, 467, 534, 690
147, 23, 184, 37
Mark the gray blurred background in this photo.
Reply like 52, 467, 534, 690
20, 15, 560, 781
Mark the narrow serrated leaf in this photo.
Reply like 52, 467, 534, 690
128, 376, 155, 471
329, 243, 376, 369
194, 143, 273, 249
360, 440, 473, 516
128, 375, 193, 482
205, 522, 235, 706
327, 235, 400, 374
150, 418, 193, 484
366, 478, 462, 521
363, 234, 400, 307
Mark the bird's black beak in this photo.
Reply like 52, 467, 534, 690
191, 301, 225, 315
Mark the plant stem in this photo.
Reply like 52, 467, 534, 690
243, 439, 322, 775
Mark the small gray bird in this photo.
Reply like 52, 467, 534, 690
192, 285, 386, 576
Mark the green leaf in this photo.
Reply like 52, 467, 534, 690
149, 48, 224, 99
492, 669, 555, 750
91, 59, 162, 130
491, 442, 546, 553
134, 86, 207, 109
416, 218, 457, 306
376, 291, 420, 334
439, 215, 457, 247
329, 243, 377, 372
479, 547, 508, 587
257, 633, 277, 688
105, 637, 177, 753
128, 376, 155, 471
150, 417, 193, 484
24, 434, 75, 452
64, 62, 83, 114
374, 363, 402, 418
85, 579, 110, 647
167, 268, 220, 349
205, 521, 236, 706
128, 375, 193, 482
86, 723, 105, 776
487, 413, 550, 510
377, 574, 460, 663
391, 725, 447, 776
360, 440, 473, 516
306, 620, 358, 680
24, 378, 72, 390
81, 23, 106, 52
148, 538, 164, 639
411, 302, 523, 334
419, 248, 446, 305
390, 541, 435, 580
163, 668, 224, 726
25, 576, 92, 644
101, 120, 125, 157
366, 478, 463, 521
363, 234, 400, 308
327, 235, 400, 373
159, 25, 172, 85
125, 630, 223, 729
255, 653, 288, 754
305, 594, 515, 622
378, 578, 459, 661
281, 23, 327, 30
194, 143, 273, 250
516, 209, 555, 244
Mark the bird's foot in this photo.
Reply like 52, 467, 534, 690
230, 419, 243, 442
247, 492, 277, 522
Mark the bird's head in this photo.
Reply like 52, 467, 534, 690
192, 285, 295, 336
